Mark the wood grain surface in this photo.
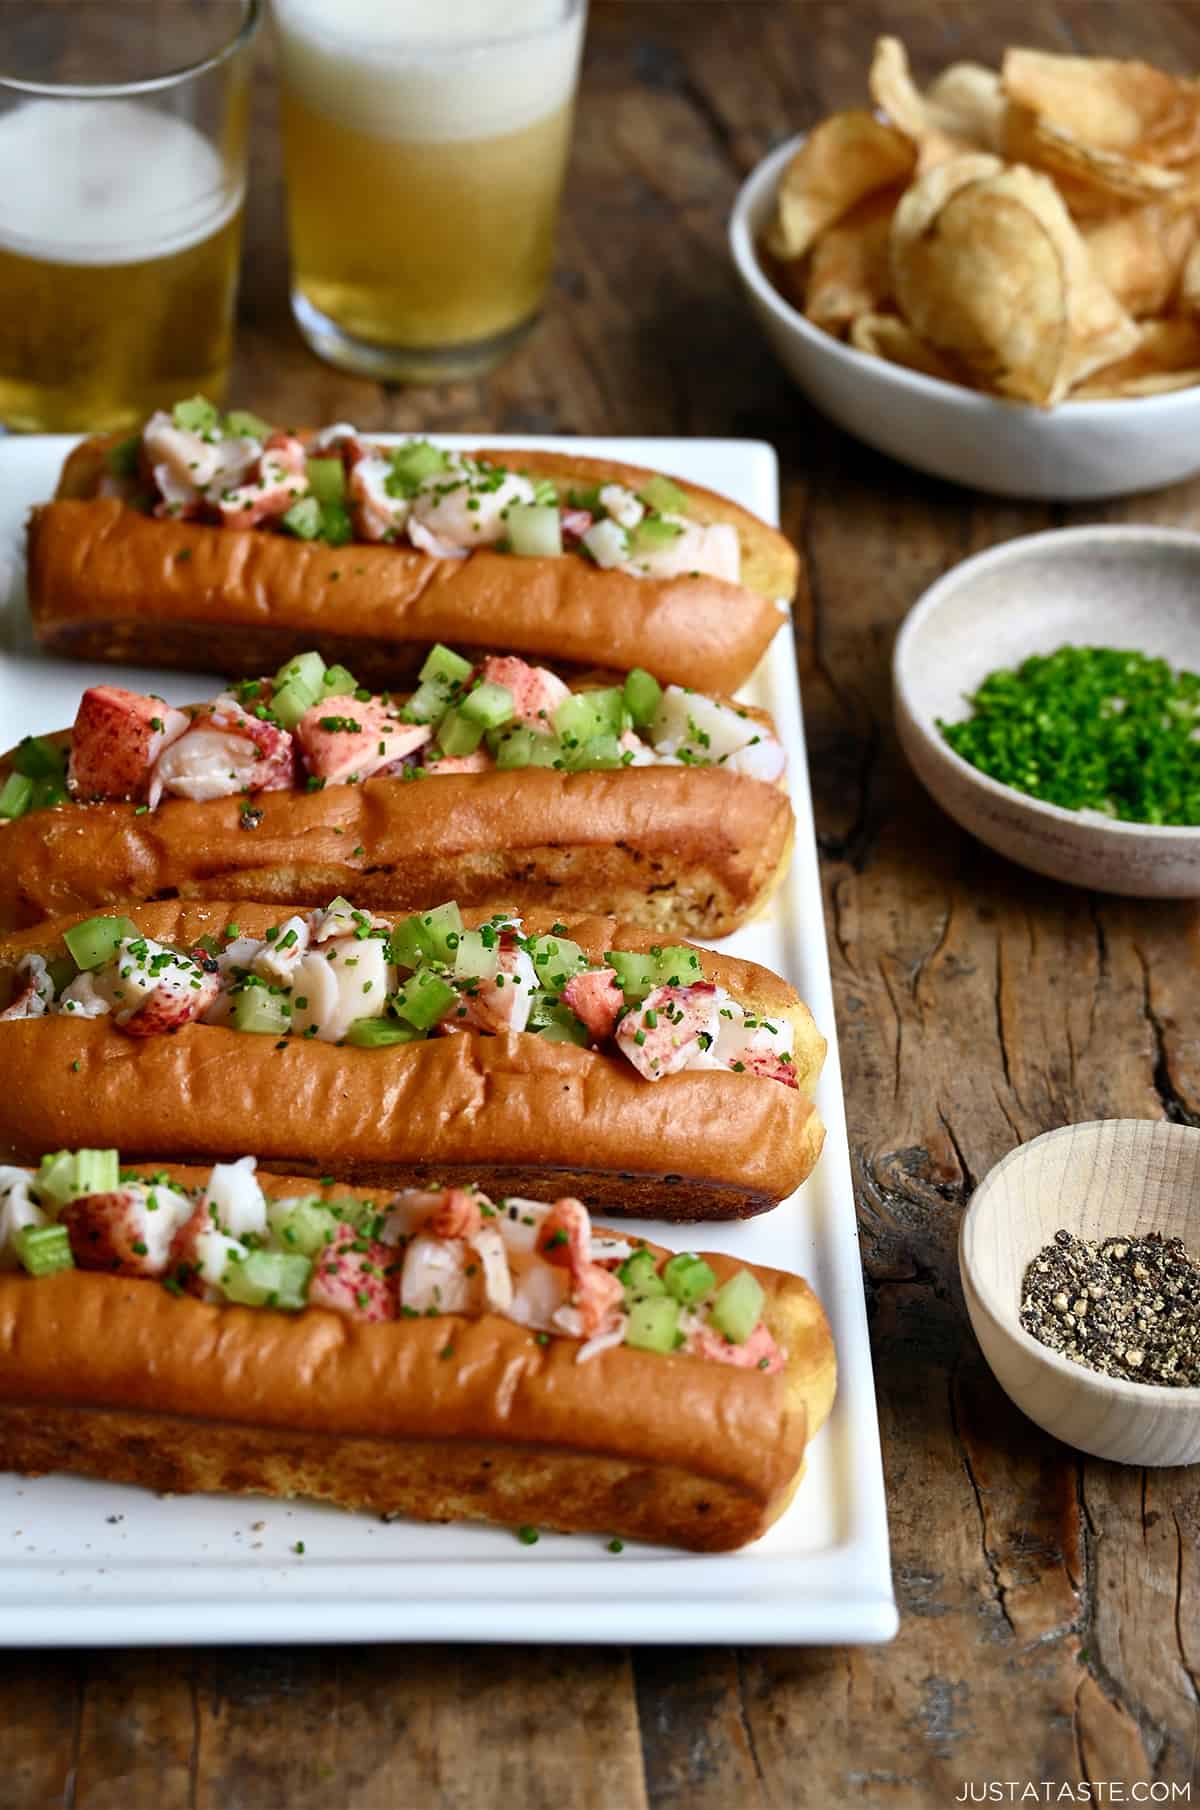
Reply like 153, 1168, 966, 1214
7, 2, 1200, 1806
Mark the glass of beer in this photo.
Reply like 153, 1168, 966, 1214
273, 0, 587, 383
0, 2, 260, 434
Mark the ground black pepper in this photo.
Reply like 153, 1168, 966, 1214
1020, 1228, 1200, 1387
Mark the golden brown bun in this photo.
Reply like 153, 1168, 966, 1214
0, 903, 826, 1220
0, 1165, 836, 1549
0, 740, 794, 938
27, 439, 797, 691
0, 1161, 835, 1550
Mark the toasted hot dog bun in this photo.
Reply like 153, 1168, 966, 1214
0, 715, 794, 937
27, 443, 797, 692
0, 1165, 834, 1550
0, 904, 826, 1220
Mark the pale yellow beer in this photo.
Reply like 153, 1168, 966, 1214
0, 101, 244, 433
274, 0, 586, 379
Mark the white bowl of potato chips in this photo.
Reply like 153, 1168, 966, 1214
729, 39, 1200, 500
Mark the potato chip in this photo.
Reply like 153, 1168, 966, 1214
849, 312, 962, 382
1083, 203, 1197, 317
766, 110, 915, 261
869, 37, 986, 170
1179, 238, 1200, 314
891, 157, 1138, 404
1069, 318, 1200, 396
803, 188, 899, 334
1013, 109, 1184, 204
1003, 49, 1200, 164
925, 63, 1009, 153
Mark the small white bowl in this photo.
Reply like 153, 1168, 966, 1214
893, 525, 1200, 897
960, 1120, 1200, 1467
729, 134, 1200, 501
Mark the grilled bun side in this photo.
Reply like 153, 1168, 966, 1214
0, 906, 826, 1220
0, 1163, 834, 1550
27, 435, 795, 691
0, 748, 794, 939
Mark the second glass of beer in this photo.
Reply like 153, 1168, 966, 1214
274, 0, 587, 382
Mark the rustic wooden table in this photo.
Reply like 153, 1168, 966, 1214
7, 2, 1200, 1805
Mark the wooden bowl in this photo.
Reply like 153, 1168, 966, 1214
893, 525, 1200, 897
960, 1120, 1200, 1466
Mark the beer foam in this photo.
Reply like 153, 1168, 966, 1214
0, 101, 240, 267
273, 0, 585, 142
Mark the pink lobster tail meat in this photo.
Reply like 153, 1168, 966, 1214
67, 687, 189, 802
479, 656, 570, 731
61, 1191, 168, 1279
307, 1222, 398, 1323
561, 966, 624, 1042
295, 695, 431, 784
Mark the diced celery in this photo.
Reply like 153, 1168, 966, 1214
453, 928, 499, 982
494, 728, 560, 770
624, 1294, 680, 1352
419, 644, 473, 688
0, 773, 33, 819
282, 496, 322, 541
173, 396, 220, 435
709, 1269, 765, 1345
274, 650, 326, 695
222, 1249, 312, 1310
63, 915, 139, 971
319, 500, 354, 546
525, 934, 586, 987
271, 650, 325, 729
580, 519, 628, 568
387, 440, 450, 495
45, 956, 75, 995
387, 914, 431, 971
437, 707, 484, 757
320, 663, 358, 696
386, 901, 464, 973
392, 967, 458, 1030
344, 1016, 425, 1047
662, 1253, 717, 1306
531, 478, 559, 507
653, 945, 703, 986
629, 515, 684, 555
622, 668, 662, 730
223, 408, 272, 439
231, 987, 290, 1035
13, 736, 67, 782
619, 1249, 666, 1299
460, 681, 514, 731
272, 678, 317, 731
269, 1197, 340, 1256
506, 502, 563, 559
75, 1149, 118, 1194
306, 456, 346, 505
404, 678, 454, 723
564, 733, 624, 772
31, 777, 69, 811
35, 1150, 79, 1206
16, 1224, 74, 1278
417, 901, 464, 963
606, 949, 659, 1001
568, 483, 603, 512
636, 474, 688, 515
534, 1018, 589, 1046
555, 691, 622, 746
105, 435, 142, 478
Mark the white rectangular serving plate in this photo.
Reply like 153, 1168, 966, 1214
0, 433, 896, 1646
